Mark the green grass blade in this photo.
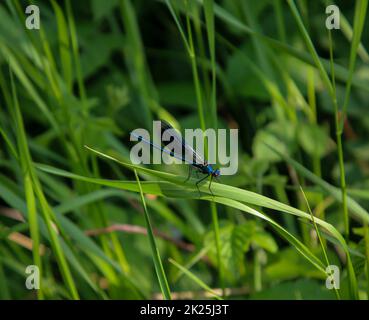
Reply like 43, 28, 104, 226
51, 0, 73, 91
169, 258, 222, 300
287, 0, 333, 98
9, 69, 79, 299
340, 0, 368, 129
266, 144, 369, 224
37, 163, 328, 273
299, 186, 341, 300
133, 170, 171, 300
203, 0, 217, 129
165, 0, 191, 55
205, 0, 369, 93
339, 7, 369, 63
24, 173, 43, 299
37, 161, 361, 297
65, 0, 87, 108
0, 126, 18, 160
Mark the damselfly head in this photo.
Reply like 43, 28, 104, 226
213, 168, 220, 177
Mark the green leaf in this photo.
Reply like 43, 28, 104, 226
169, 258, 222, 300
297, 123, 333, 157
253, 121, 296, 162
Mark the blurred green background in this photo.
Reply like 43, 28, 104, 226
0, 0, 369, 300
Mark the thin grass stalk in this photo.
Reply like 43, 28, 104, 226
307, 67, 325, 245
24, 174, 43, 299
204, 0, 217, 129
193, 5, 211, 117
185, 1, 206, 132
286, 0, 333, 97
300, 186, 340, 299
65, 0, 87, 113
203, 0, 224, 295
169, 258, 222, 300
340, 0, 368, 127
210, 201, 224, 296
327, 27, 349, 240
134, 170, 171, 300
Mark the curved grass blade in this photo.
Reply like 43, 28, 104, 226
169, 258, 222, 300
265, 143, 369, 224
38, 146, 359, 298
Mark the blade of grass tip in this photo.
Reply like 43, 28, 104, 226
173, 247, 210, 283
168, 258, 222, 300
299, 186, 341, 300
133, 169, 171, 300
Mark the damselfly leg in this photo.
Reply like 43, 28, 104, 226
208, 175, 214, 197
195, 174, 210, 198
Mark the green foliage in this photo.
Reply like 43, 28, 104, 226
0, 0, 368, 300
